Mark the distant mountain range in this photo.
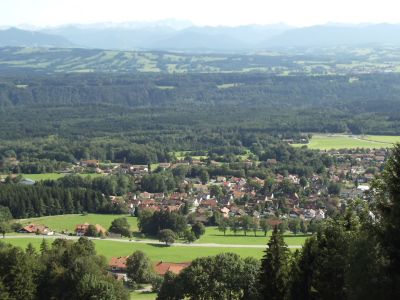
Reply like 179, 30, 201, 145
264, 24, 400, 47
41, 23, 290, 51
1, 22, 400, 51
0, 27, 73, 48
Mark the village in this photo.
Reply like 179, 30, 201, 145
78, 147, 386, 222
8, 146, 388, 231
9, 145, 389, 286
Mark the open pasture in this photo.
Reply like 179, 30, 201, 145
18, 215, 308, 246
17, 213, 138, 233
18, 173, 104, 181
195, 226, 309, 246
292, 134, 400, 150
4, 237, 265, 262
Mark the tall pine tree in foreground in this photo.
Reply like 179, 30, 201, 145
373, 143, 400, 297
259, 226, 290, 300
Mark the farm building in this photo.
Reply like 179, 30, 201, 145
19, 224, 54, 235
75, 223, 107, 236
108, 256, 190, 280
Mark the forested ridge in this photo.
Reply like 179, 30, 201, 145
1, 72, 400, 141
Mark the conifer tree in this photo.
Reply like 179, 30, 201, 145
373, 144, 400, 296
40, 239, 49, 253
259, 226, 290, 300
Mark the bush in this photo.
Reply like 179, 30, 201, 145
150, 274, 164, 292
191, 222, 206, 239
158, 229, 176, 246
109, 217, 131, 237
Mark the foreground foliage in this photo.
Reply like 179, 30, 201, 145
0, 237, 128, 300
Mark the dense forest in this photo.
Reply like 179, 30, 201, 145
0, 72, 399, 169
1, 73, 400, 140
0, 183, 123, 218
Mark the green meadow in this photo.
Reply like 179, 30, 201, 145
195, 226, 309, 246
17, 214, 138, 232
4, 238, 265, 262
0, 173, 106, 182
17, 214, 308, 246
9, 214, 309, 266
23, 173, 104, 181
292, 134, 400, 150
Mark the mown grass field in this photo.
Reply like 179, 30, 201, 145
20, 173, 104, 181
172, 151, 207, 160
292, 134, 400, 150
9, 214, 308, 266
196, 227, 309, 246
3, 238, 265, 262
17, 214, 138, 232
17, 214, 308, 246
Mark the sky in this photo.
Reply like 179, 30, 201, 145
1, 0, 399, 28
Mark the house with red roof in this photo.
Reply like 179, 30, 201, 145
153, 261, 191, 276
108, 257, 190, 280
19, 224, 54, 235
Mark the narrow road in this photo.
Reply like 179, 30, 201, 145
3, 234, 302, 249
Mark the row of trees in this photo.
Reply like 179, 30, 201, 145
217, 216, 319, 237
0, 184, 122, 218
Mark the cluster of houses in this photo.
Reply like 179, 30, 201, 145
325, 148, 388, 193
126, 172, 329, 223
122, 148, 390, 223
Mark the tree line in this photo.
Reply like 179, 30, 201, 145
0, 184, 122, 218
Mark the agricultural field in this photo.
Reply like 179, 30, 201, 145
9, 214, 309, 264
292, 134, 400, 150
195, 227, 309, 246
172, 151, 207, 160
17, 213, 138, 233
21, 173, 104, 181
3, 237, 265, 262
0, 173, 106, 182
16, 214, 308, 246
3, 46, 400, 75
